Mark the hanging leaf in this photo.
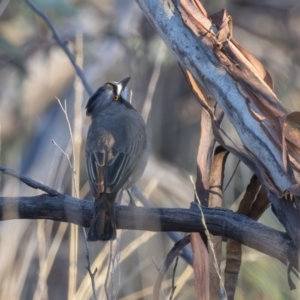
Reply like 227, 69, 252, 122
248, 187, 270, 220
231, 40, 274, 91
224, 175, 259, 300
209, 146, 229, 299
225, 175, 269, 299
191, 232, 210, 300
209, 9, 232, 46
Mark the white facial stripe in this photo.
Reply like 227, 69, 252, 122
121, 87, 128, 101
116, 83, 122, 96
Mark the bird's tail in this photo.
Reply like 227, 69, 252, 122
88, 193, 116, 241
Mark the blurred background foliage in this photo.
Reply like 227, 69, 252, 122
0, 0, 300, 299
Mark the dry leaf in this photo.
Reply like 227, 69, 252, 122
225, 175, 269, 299
191, 232, 210, 300
210, 9, 232, 45
232, 39, 274, 91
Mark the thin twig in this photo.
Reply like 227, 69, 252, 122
51, 102, 78, 300
24, 0, 94, 97
169, 251, 179, 300
112, 233, 124, 300
223, 159, 241, 192
110, 250, 114, 300
114, 249, 121, 300
33, 219, 47, 300
152, 257, 167, 300
110, 192, 130, 299
152, 257, 162, 272
153, 236, 191, 300
105, 241, 113, 300
51, 140, 73, 171
85, 260, 98, 299
167, 234, 186, 300
55, 97, 77, 197
0, 165, 60, 196
142, 40, 165, 122
53, 98, 97, 299
169, 235, 188, 300
190, 176, 227, 299
168, 286, 176, 300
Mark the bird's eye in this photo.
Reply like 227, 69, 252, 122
114, 95, 119, 101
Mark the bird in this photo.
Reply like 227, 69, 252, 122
85, 77, 149, 241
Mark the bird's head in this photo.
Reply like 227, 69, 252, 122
86, 77, 131, 116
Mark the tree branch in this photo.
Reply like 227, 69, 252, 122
0, 193, 298, 270
0, 166, 60, 196
136, 0, 300, 250
136, 0, 290, 192
25, 0, 94, 97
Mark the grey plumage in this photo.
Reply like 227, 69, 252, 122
85, 77, 149, 241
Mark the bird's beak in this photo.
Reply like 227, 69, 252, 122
116, 77, 131, 95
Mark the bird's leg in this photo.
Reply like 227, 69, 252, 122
127, 188, 136, 206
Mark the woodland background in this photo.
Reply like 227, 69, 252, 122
0, 0, 300, 299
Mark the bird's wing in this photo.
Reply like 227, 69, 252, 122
86, 121, 147, 199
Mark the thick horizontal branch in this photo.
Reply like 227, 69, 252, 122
0, 194, 298, 269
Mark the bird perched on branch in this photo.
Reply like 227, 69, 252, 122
85, 77, 149, 241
